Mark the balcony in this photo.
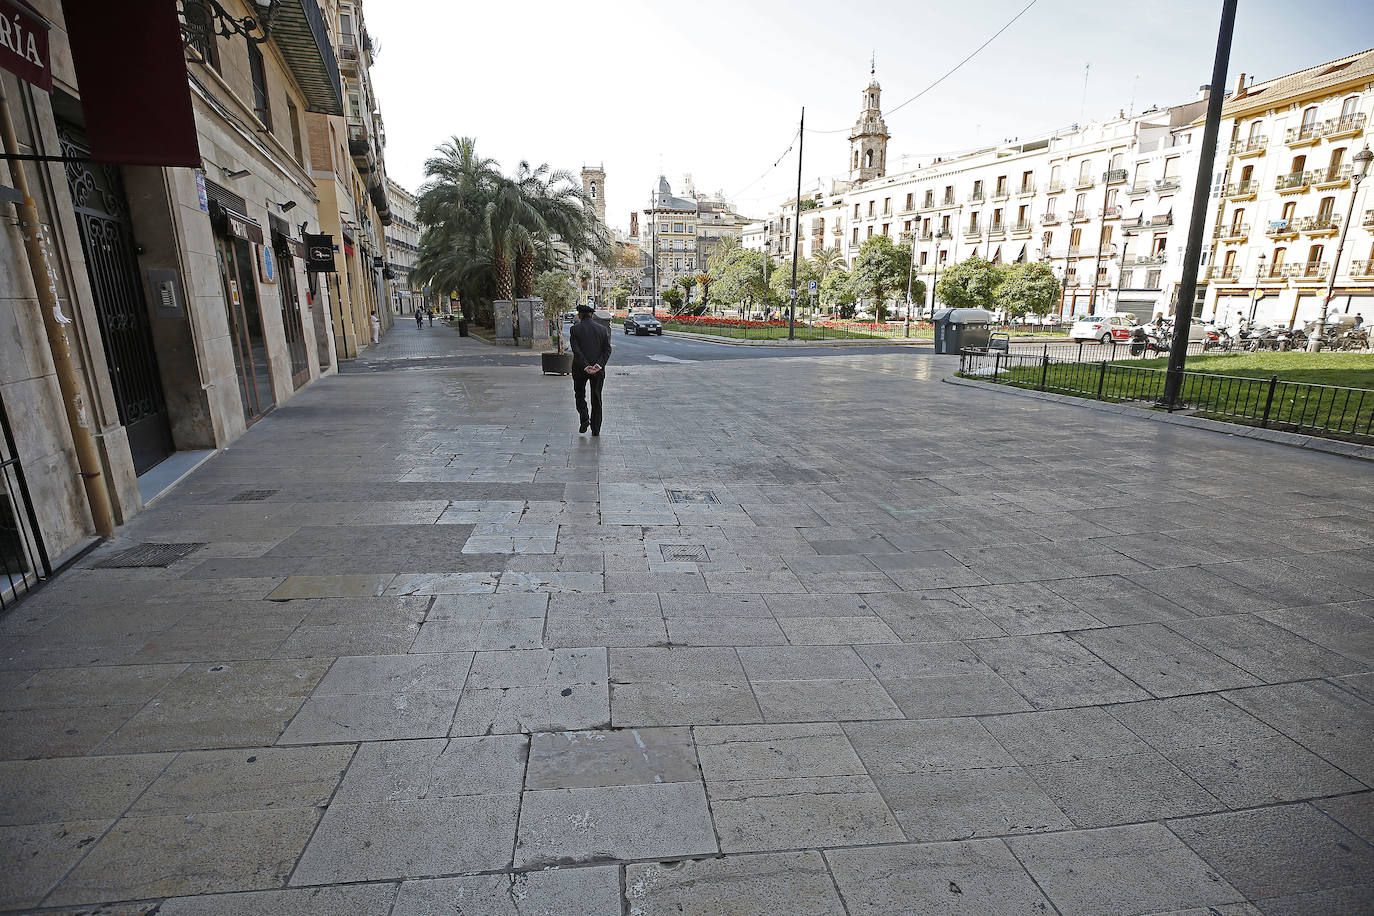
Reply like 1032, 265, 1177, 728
968, 190, 985, 203
1328, 112, 1366, 139
1129, 180, 1151, 194
1365, 209, 1374, 228
922, 197, 936, 209
1104, 168, 1128, 185
1215, 223, 1249, 242
1230, 136, 1267, 157
1101, 205, 1122, 220
1286, 123, 1322, 146
1287, 262, 1330, 283
348, 120, 375, 172
1206, 264, 1240, 282
936, 229, 953, 239
1017, 183, 1036, 197
338, 31, 359, 72
1122, 214, 1172, 234
901, 200, 920, 214
1066, 245, 1083, 257
1297, 214, 1341, 236
1047, 180, 1064, 193
1265, 219, 1298, 240
992, 188, 1011, 201
1011, 219, 1034, 236
1225, 180, 1258, 200
1075, 174, 1096, 190
1314, 164, 1353, 189
1133, 253, 1167, 267
1040, 212, 1061, 225
1275, 171, 1312, 194
1351, 260, 1374, 278
987, 224, 1007, 239
1068, 209, 1089, 223
942, 195, 956, 206
918, 231, 934, 241
269, 0, 345, 116
1155, 177, 1181, 192
963, 226, 983, 239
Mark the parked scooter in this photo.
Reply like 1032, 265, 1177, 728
1203, 326, 1235, 351
1129, 324, 1170, 356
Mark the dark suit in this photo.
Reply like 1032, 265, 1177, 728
569, 317, 612, 433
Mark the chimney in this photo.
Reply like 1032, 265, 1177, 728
1235, 72, 1247, 97
1198, 84, 1210, 102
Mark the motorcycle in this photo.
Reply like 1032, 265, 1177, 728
1243, 326, 1279, 351
1129, 324, 1170, 357
1203, 326, 1236, 351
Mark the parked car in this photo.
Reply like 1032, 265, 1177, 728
561, 310, 577, 322
624, 313, 663, 335
1071, 314, 1135, 344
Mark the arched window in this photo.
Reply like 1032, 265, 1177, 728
865, 149, 874, 169
1231, 208, 1245, 232
1300, 106, 1318, 131
589, 181, 597, 199
853, 151, 859, 169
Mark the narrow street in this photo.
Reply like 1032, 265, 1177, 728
2, 324, 1372, 913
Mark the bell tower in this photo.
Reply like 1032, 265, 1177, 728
581, 164, 606, 226
849, 68, 890, 184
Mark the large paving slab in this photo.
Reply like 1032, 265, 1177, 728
2, 326, 1371, 911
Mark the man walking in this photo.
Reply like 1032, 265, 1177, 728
569, 303, 611, 435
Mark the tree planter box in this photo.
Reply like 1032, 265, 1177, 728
541, 351, 573, 375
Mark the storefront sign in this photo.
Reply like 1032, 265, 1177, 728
221, 208, 265, 245
0, 0, 51, 92
305, 233, 336, 273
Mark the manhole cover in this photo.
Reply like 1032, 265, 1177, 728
93, 543, 206, 569
667, 489, 720, 505
230, 489, 278, 502
660, 544, 710, 562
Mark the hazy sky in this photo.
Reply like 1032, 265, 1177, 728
367, 0, 1374, 235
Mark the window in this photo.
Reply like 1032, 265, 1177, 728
287, 100, 303, 164
883, 197, 891, 214
1248, 121, 1263, 142
673, 222, 684, 233
184, 2, 221, 69
866, 226, 874, 239
865, 149, 874, 168
658, 223, 667, 233
919, 252, 928, 266
1307, 244, 1323, 266
882, 224, 890, 236
1231, 208, 1245, 232
996, 176, 1007, 195
973, 179, 984, 196
852, 227, 859, 245
1223, 250, 1236, 269
1100, 225, 1112, 246
675, 258, 682, 270
992, 208, 1003, 228
1050, 164, 1061, 184
903, 220, 911, 233
1073, 193, 1086, 215
924, 190, 934, 207
905, 193, 913, 209
589, 181, 597, 199
1017, 205, 1027, 223
1046, 197, 1056, 214
1145, 269, 1161, 289
943, 185, 953, 204
854, 151, 860, 170
938, 249, 947, 264
1163, 157, 1180, 179
1110, 153, 1123, 171
1301, 106, 1318, 131
1021, 170, 1033, 191
969, 213, 980, 231
1078, 160, 1092, 181
248, 42, 272, 128
867, 201, 874, 217
1271, 247, 1286, 273
1341, 96, 1359, 120
1069, 228, 1082, 248
1120, 270, 1134, 287
1281, 201, 1296, 224
1241, 163, 1254, 182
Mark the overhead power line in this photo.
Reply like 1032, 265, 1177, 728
806, 0, 1041, 135
726, 129, 800, 201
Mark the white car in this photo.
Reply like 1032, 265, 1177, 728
1071, 314, 1135, 344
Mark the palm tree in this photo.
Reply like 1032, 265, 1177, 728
813, 246, 845, 283
676, 275, 696, 309
413, 137, 502, 321
707, 235, 740, 273
694, 271, 711, 309
508, 161, 610, 298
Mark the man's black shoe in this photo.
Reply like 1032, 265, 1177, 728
579, 420, 589, 433
591, 429, 600, 436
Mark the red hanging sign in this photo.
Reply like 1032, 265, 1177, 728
0, 0, 51, 92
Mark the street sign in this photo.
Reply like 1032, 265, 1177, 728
789, 288, 797, 299
808, 280, 818, 291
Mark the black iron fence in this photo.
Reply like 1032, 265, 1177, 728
958, 349, 1374, 443
0, 391, 51, 610
1000, 339, 1209, 362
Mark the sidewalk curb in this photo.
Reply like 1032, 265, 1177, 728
662, 330, 934, 348
942, 375, 1374, 463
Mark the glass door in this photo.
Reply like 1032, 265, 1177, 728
215, 236, 276, 424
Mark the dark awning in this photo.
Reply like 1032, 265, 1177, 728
274, 229, 306, 259
60, 0, 199, 166
270, 0, 344, 116
212, 202, 264, 245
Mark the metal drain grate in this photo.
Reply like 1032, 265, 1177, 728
93, 542, 206, 569
230, 489, 278, 502
667, 489, 721, 505
660, 544, 710, 563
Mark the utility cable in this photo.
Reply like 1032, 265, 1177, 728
806, 0, 1041, 134
726, 129, 800, 200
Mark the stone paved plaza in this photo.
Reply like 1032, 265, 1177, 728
2, 321, 1373, 914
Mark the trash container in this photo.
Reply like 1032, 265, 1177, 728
933, 308, 993, 354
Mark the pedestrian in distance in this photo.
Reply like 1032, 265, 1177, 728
569, 303, 611, 436
370, 309, 381, 345
427, 307, 434, 327
415, 309, 423, 329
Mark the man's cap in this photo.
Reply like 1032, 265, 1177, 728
576, 303, 595, 314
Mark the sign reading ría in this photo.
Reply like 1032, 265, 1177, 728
0, 0, 51, 92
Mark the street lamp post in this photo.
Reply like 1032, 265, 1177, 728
1310, 144, 1372, 350
903, 230, 917, 337
649, 190, 658, 317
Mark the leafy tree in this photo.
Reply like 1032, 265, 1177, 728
936, 254, 1005, 311
821, 268, 856, 318
661, 287, 684, 310
532, 269, 577, 351
710, 248, 769, 311
610, 280, 631, 310
846, 235, 909, 319
812, 247, 846, 284
797, 198, 819, 211
767, 257, 820, 304
994, 261, 1060, 317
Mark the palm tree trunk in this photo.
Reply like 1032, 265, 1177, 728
494, 248, 514, 302
515, 247, 535, 299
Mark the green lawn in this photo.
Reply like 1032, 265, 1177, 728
659, 322, 929, 341
973, 350, 1374, 441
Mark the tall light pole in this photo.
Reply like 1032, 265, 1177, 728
788, 107, 805, 341
1310, 144, 1372, 350
1089, 167, 1116, 314
903, 229, 917, 337
649, 189, 659, 317
1248, 252, 1267, 326
1161, 0, 1237, 408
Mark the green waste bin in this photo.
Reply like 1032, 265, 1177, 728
933, 308, 993, 353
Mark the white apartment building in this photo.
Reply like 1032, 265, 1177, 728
768, 75, 1216, 319
1203, 50, 1374, 328
385, 179, 422, 312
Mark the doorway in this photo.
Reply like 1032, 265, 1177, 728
270, 222, 311, 390
213, 234, 276, 424
58, 124, 174, 475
